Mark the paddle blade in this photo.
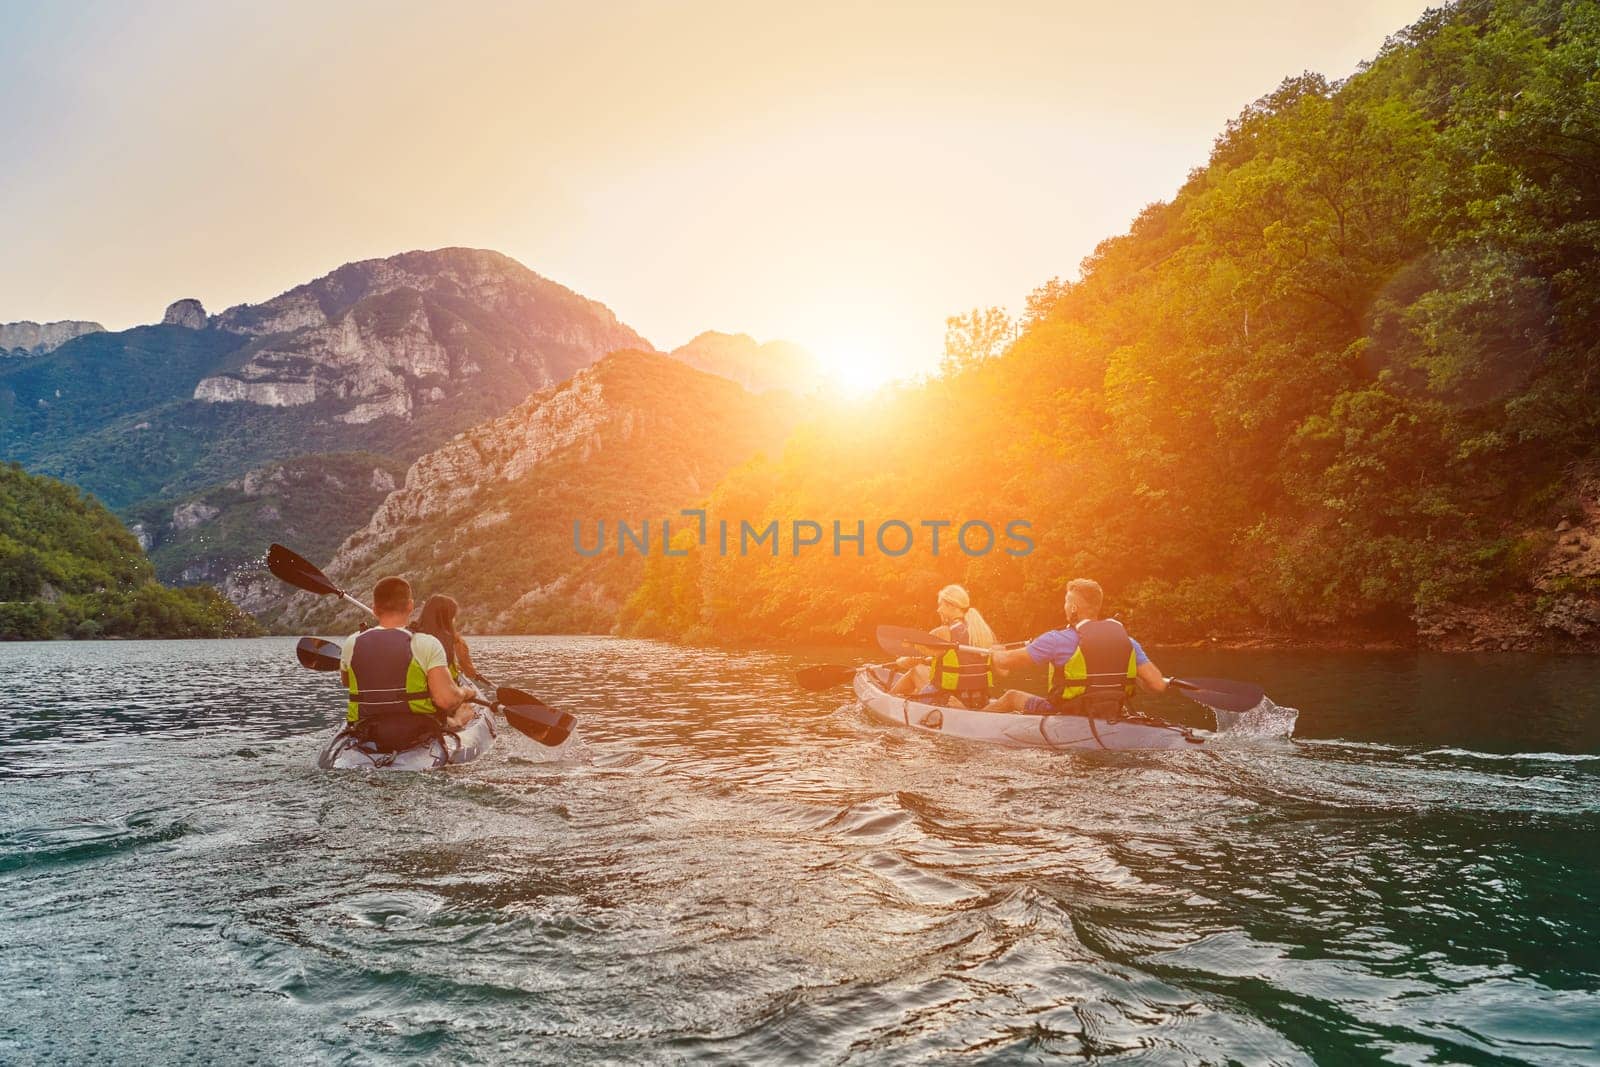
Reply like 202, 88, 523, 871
796, 664, 856, 690
295, 636, 342, 671
1170, 676, 1266, 713
267, 543, 342, 597
495, 687, 576, 747
875, 625, 953, 658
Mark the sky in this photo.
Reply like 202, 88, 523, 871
0, 0, 1436, 385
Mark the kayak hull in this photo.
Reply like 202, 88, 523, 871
317, 708, 498, 771
853, 666, 1206, 751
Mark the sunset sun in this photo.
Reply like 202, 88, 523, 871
812, 336, 906, 396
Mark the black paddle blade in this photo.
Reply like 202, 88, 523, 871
502, 703, 576, 747
875, 624, 953, 658
267, 543, 342, 597
494, 686, 576, 747
796, 664, 856, 690
295, 636, 342, 671
1170, 676, 1266, 713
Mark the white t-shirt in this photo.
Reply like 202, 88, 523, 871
340, 626, 450, 677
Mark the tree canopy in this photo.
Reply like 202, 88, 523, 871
622, 0, 1600, 649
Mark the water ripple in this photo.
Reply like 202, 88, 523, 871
0, 637, 1596, 1064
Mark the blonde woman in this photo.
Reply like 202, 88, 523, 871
889, 584, 999, 709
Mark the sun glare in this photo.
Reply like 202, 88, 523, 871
812, 339, 905, 397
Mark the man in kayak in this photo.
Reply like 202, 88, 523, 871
339, 576, 479, 751
984, 578, 1168, 716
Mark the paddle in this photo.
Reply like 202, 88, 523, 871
874, 625, 1026, 659
792, 628, 1028, 691
296, 636, 342, 671
267, 543, 376, 618
479, 683, 577, 747
1165, 676, 1265, 714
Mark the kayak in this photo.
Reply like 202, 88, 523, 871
316, 708, 498, 771
852, 666, 1208, 751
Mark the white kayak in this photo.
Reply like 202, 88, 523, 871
317, 708, 498, 771
853, 666, 1208, 751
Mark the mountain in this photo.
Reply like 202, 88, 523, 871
0, 320, 104, 357
619, 0, 1600, 653
0, 463, 258, 639
272, 350, 796, 635
0, 247, 652, 595
669, 331, 821, 394
124, 451, 409, 599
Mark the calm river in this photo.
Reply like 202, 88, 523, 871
1, 637, 1597, 1064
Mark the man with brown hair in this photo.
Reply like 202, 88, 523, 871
338, 575, 479, 751
984, 578, 1168, 716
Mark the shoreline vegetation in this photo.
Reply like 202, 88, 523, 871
4, 4, 1599, 654
0, 463, 259, 640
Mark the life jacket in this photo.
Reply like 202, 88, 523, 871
345, 627, 439, 723
928, 620, 994, 704
1045, 618, 1138, 717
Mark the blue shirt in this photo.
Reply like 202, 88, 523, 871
1025, 626, 1149, 669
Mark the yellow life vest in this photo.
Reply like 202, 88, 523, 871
927, 620, 994, 699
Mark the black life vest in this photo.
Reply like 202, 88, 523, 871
344, 627, 439, 723
1045, 618, 1139, 717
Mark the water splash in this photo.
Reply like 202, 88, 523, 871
1210, 697, 1299, 739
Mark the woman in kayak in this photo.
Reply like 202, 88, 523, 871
889, 584, 999, 709
413, 593, 480, 685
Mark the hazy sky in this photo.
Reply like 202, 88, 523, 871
1, 0, 1435, 382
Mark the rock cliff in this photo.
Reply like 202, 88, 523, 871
0, 319, 105, 356
162, 299, 208, 329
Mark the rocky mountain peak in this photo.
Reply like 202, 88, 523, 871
162, 299, 208, 329
670, 330, 820, 393
188, 247, 652, 428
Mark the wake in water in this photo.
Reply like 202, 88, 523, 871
1209, 696, 1299, 739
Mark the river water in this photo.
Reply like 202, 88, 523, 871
1, 637, 1596, 1064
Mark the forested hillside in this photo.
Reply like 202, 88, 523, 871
622, 0, 1600, 651
0, 464, 259, 639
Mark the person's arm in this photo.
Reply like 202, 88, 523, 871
1136, 659, 1168, 692
426, 665, 464, 710
990, 645, 1034, 671
456, 637, 479, 680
